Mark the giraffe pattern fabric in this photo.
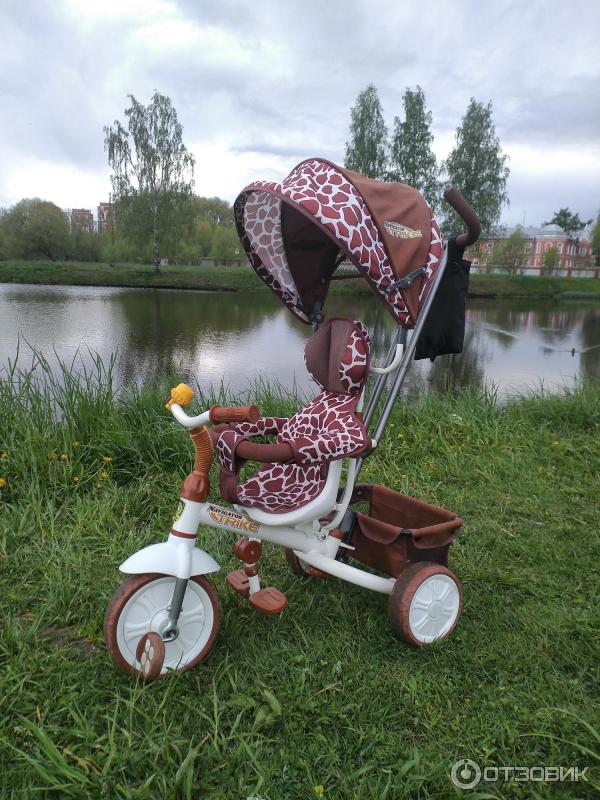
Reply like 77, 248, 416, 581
237, 159, 443, 327
213, 320, 371, 513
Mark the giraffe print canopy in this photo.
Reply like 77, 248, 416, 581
234, 158, 443, 328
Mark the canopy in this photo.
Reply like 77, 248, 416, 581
234, 158, 443, 327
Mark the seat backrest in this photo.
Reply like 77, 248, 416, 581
217, 318, 372, 515
304, 317, 370, 395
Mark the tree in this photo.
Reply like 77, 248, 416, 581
542, 247, 560, 275
591, 212, 600, 267
442, 99, 509, 236
193, 197, 234, 227
0, 198, 70, 260
344, 84, 388, 179
104, 92, 195, 272
388, 86, 440, 209
543, 208, 592, 238
488, 226, 528, 273
210, 226, 240, 263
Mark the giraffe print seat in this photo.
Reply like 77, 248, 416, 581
211, 318, 371, 514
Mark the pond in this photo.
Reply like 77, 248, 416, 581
1, 283, 598, 399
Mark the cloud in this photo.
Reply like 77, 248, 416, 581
0, 0, 598, 223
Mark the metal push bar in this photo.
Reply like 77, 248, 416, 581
356, 187, 480, 478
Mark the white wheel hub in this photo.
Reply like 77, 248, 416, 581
408, 574, 460, 643
116, 577, 215, 674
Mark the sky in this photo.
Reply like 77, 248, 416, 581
1, 0, 599, 227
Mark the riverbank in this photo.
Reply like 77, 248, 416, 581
1, 356, 598, 797
2, 258, 600, 299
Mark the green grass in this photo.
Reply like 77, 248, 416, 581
1, 354, 599, 798
0, 260, 261, 293
2, 258, 600, 299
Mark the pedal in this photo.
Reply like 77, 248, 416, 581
227, 569, 251, 597
307, 566, 329, 579
248, 587, 288, 615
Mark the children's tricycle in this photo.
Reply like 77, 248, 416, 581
104, 158, 480, 680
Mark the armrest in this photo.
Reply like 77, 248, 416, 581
236, 440, 294, 463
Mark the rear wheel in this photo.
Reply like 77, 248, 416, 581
104, 573, 220, 679
388, 562, 461, 646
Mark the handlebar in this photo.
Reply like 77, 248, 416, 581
443, 187, 481, 248
209, 405, 260, 424
166, 384, 261, 428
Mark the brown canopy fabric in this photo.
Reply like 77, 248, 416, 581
234, 158, 443, 327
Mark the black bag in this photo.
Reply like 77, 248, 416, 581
415, 238, 471, 361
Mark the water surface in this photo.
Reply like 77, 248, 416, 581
1, 283, 598, 398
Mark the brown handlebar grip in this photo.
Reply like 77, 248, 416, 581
443, 187, 481, 248
209, 405, 260, 424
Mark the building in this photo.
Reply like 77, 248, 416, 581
69, 208, 94, 233
466, 224, 596, 277
97, 202, 113, 233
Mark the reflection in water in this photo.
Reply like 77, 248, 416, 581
0, 284, 598, 398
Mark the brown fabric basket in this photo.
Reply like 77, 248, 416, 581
348, 484, 462, 578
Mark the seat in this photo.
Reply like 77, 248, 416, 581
210, 317, 371, 515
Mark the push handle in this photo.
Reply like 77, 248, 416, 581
209, 405, 260, 424
443, 187, 481, 248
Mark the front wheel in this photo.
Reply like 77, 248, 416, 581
104, 573, 220, 679
388, 562, 462, 646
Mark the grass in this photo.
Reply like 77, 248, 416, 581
1, 258, 600, 300
0, 353, 599, 798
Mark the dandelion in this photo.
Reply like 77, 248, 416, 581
0, 478, 7, 488
100, 471, 108, 480
95, 482, 102, 489
60, 453, 68, 462
314, 787, 324, 797
73, 441, 80, 448
72, 476, 80, 483
102, 456, 112, 464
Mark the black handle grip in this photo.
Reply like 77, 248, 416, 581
443, 187, 481, 248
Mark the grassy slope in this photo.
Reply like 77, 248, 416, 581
1, 259, 600, 298
0, 359, 599, 798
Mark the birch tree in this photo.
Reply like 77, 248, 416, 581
104, 92, 195, 272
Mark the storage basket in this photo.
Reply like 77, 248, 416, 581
348, 484, 462, 578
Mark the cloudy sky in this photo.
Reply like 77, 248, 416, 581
1, 0, 599, 226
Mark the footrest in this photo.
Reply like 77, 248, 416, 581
248, 587, 287, 615
226, 569, 251, 597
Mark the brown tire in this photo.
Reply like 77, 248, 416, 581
388, 562, 462, 646
104, 573, 220, 679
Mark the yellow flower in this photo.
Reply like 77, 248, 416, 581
60, 453, 68, 462
72, 476, 80, 483
73, 441, 80, 448
102, 455, 112, 464
95, 482, 102, 489
0, 478, 7, 488
100, 471, 108, 480
48, 452, 57, 461
314, 787, 324, 797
